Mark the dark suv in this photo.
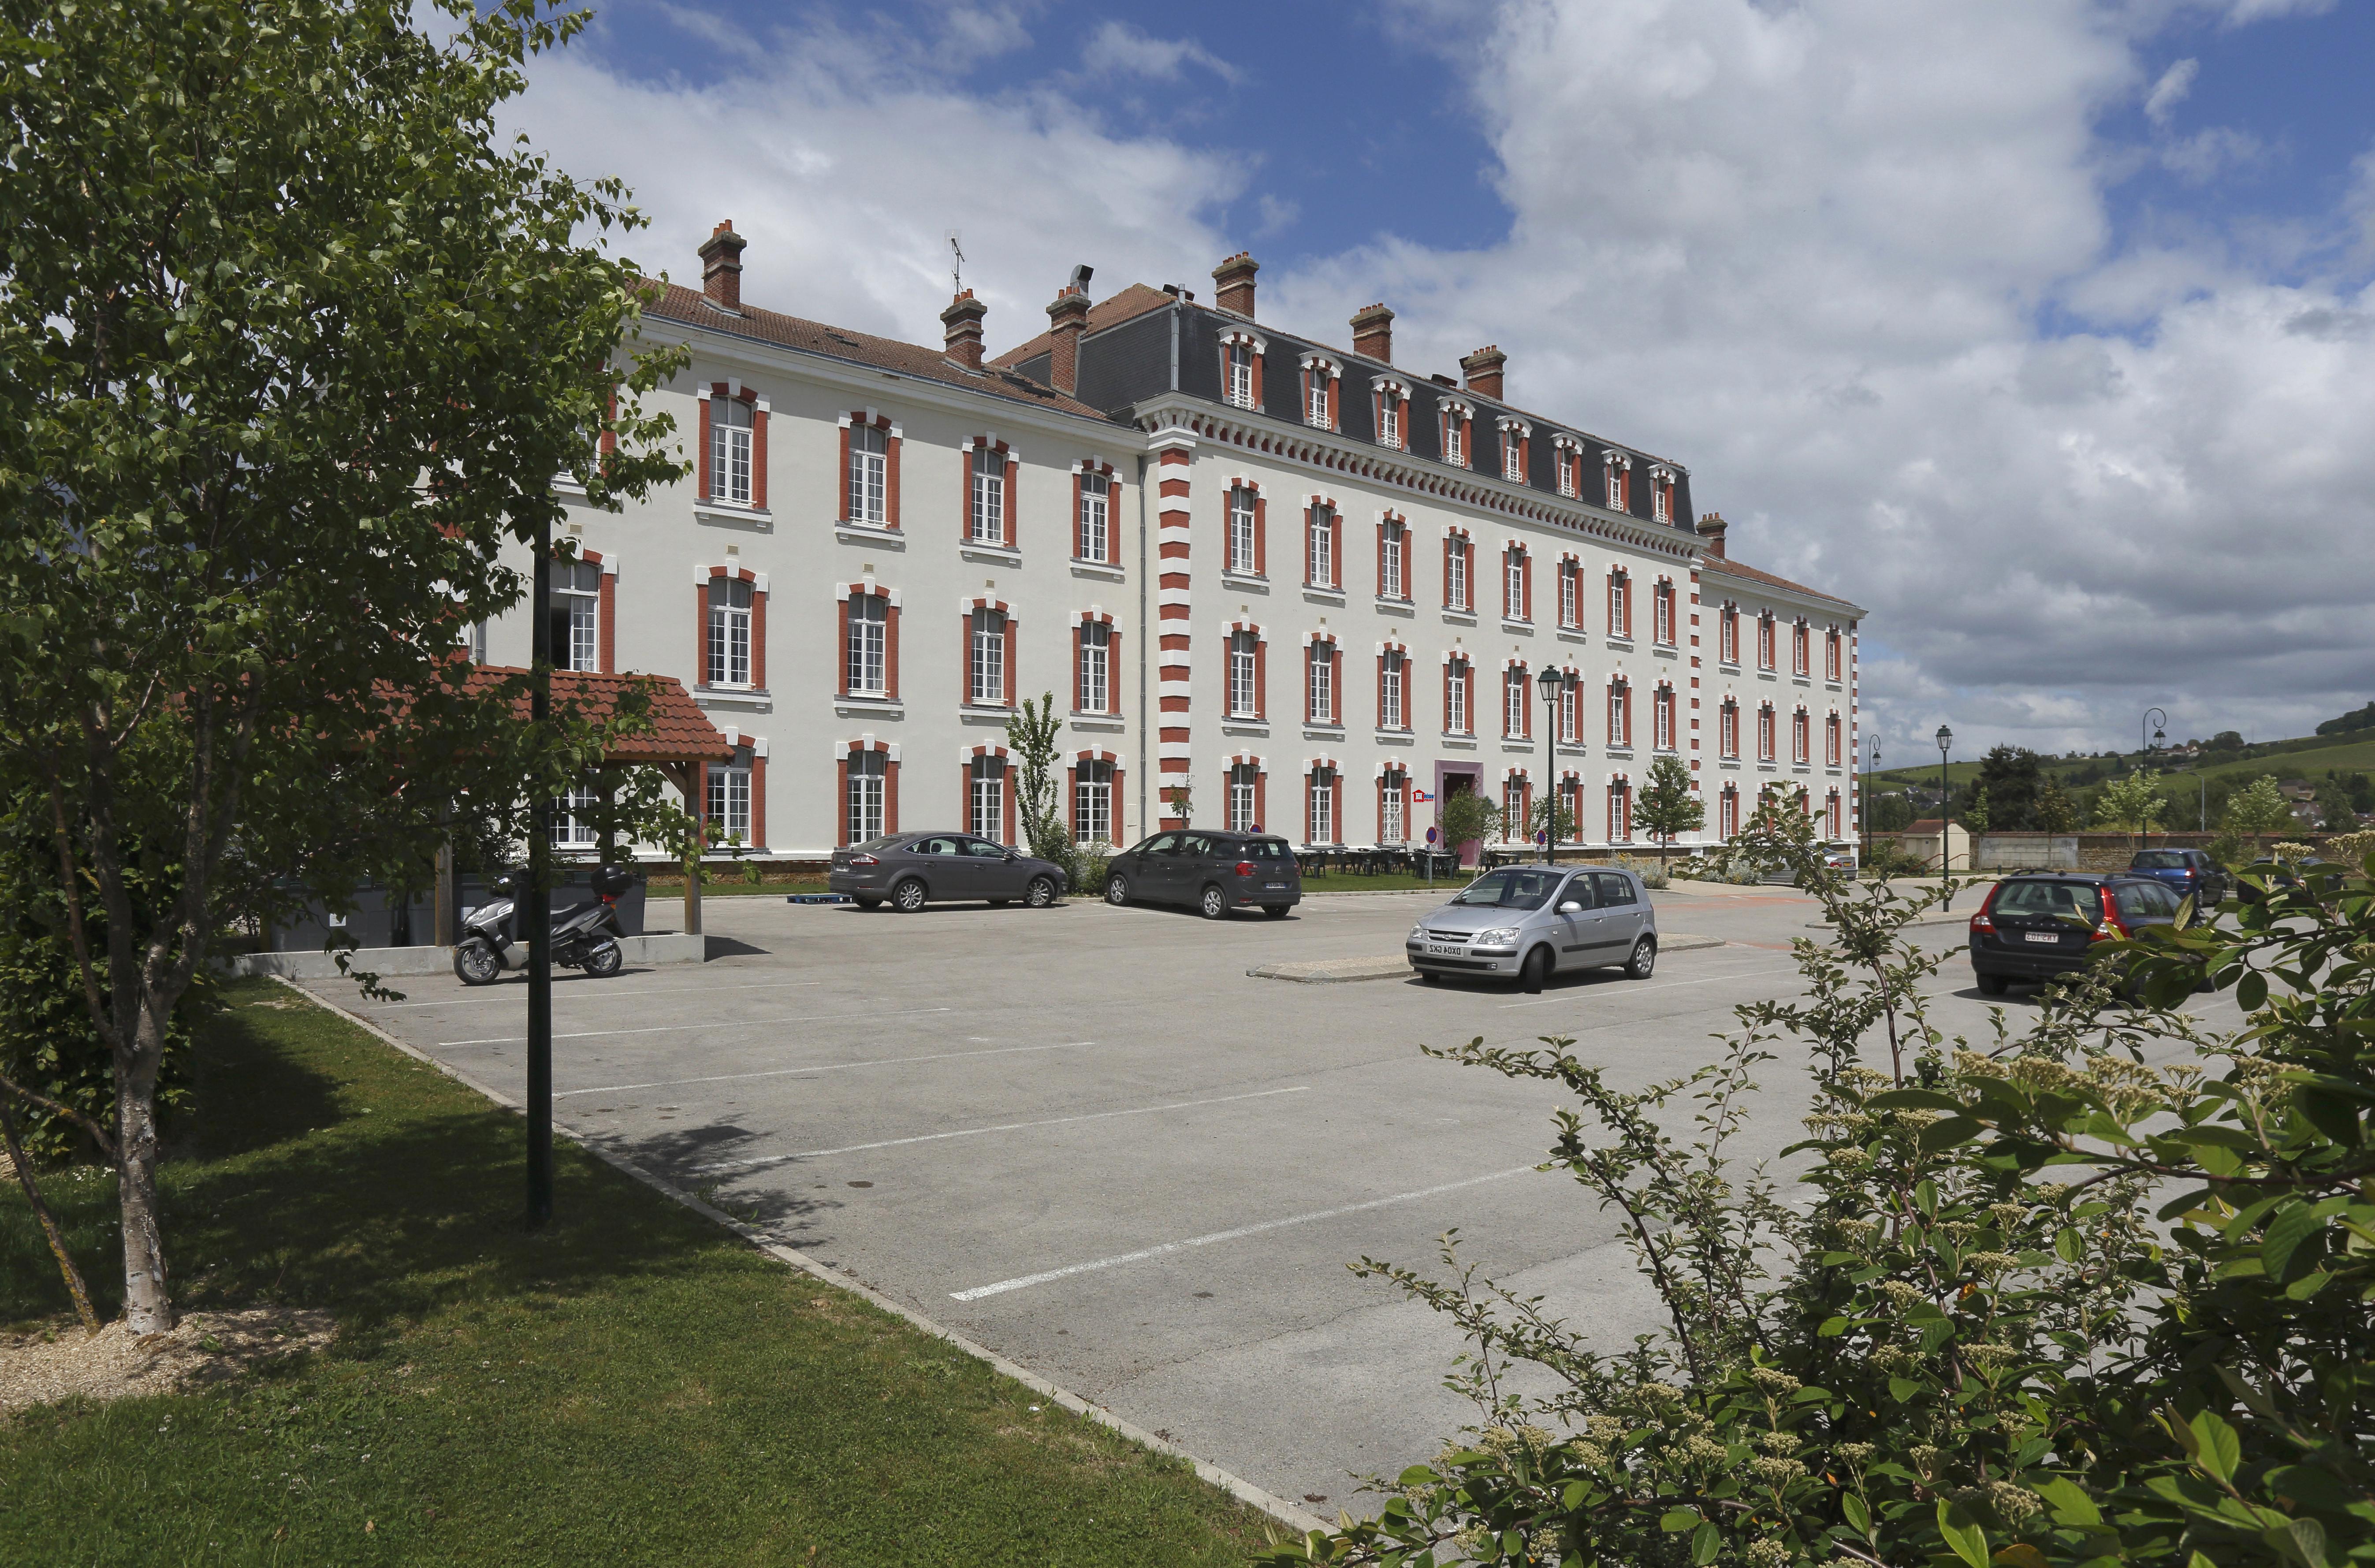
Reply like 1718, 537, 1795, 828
1966, 873, 2183, 996
2126, 848, 2226, 907
1102, 831, 1302, 919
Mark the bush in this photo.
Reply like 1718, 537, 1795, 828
1614, 856, 1670, 891
1261, 808, 2375, 1568
1859, 839, 1930, 880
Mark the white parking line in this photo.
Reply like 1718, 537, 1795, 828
556, 1039, 1102, 1098
439, 1006, 953, 1047
366, 981, 822, 1011
693, 1086, 1311, 1176
1496, 962, 1798, 1009
949, 1164, 1540, 1302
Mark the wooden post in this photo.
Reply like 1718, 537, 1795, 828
434, 840, 455, 946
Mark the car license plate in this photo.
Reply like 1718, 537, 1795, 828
1429, 943, 1466, 955
1265, 882, 1285, 890
2023, 932, 2061, 944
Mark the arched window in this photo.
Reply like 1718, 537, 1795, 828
849, 422, 888, 523
969, 606, 1009, 706
1076, 468, 1110, 563
969, 754, 1009, 843
1228, 629, 1262, 718
1379, 647, 1407, 731
1608, 680, 1631, 748
1379, 767, 1408, 844
1445, 656, 1471, 736
709, 395, 752, 503
707, 577, 753, 688
1228, 762, 1262, 832
557, 559, 602, 673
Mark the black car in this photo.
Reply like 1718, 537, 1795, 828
2126, 848, 2226, 907
1102, 830, 1302, 919
1967, 873, 2183, 996
827, 833, 1069, 913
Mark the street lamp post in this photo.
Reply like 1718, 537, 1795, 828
1537, 666, 1564, 866
2142, 706, 2167, 762
526, 518, 555, 1227
1935, 723, 1954, 910
1862, 734, 1880, 866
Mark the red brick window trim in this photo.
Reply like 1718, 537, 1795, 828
1608, 568, 1632, 640
1224, 479, 1268, 578
702, 382, 767, 509
1224, 621, 1267, 721
839, 409, 900, 530
962, 598, 1019, 709
837, 580, 900, 699
963, 747, 1018, 845
1304, 498, 1340, 591
838, 740, 899, 846
1073, 610, 1119, 717
962, 436, 1020, 549
697, 564, 768, 690
1072, 458, 1116, 565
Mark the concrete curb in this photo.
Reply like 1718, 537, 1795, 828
269, 977, 1329, 1541
232, 933, 705, 980
1249, 931, 1727, 983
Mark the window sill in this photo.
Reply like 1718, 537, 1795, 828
1440, 734, 1478, 750
1717, 661, 1741, 674
1220, 570, 1271, 594
1757, 669, 1779, 681
1374, 596, 1415, 617
1605, 637, 1634, 653
696, 501, 773, 528
1303, 723, 1346, 741
1221, 718, 1270, 737
1556, 627, 1590, 644
1652, 643, 1680, 658
1441, 609, 1477, 626
1719, 758, 1742, 769
1500, 619, 1534, 635
835, 520, 905, 548
1499, 739, 1536, 753
960, 542, 1022, 567
1071, 560, 1125, 581
959, 703, 1016, 724
1374, 728, 1415, 745
1302, 585, 1347, 606
695, 686, 772, 710
835, 694, 902, 719
1606, 747, 1634, 761
1070, 713, 1125, 732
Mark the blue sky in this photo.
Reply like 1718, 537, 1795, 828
513, 0, 2375, 758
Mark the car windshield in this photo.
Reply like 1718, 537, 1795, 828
1451, 869, 1562, 910
2131, 851, 2187, 869
1993, 881, 2102, 921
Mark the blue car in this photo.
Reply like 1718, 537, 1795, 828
2126, 849, 2226, 908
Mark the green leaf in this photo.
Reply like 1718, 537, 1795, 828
2237, 970, 2269, 1011
2038, 1477, 2100, 1527
1918, 1116, 1985, 1152
2292, 1085, 2363, 1147
1842, 1494, 1870, 1535
1937, 1500, 1990, 1568
2055, 1226, 2085, 1262
2189, 1409, 2241, 1484
1692, 1520, 1721, 1565
2286, 1516, 2328, 1568
2284, 1270, 2334, 1300
1818, 1315, 1850, 1338
1915, 1179, 1939, 1216
2263, 1202, 2321, 1279
1660, 1509, 1702, 1532
1888, 1376, 1922, 1402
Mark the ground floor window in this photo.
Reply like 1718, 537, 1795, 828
707, 754, 752, 845
847, 751, 886, 844
1308, 769, 1338, 845
1380, 770, 1407, 843
970, 757, 1007, 843
1607, 781, 1631, 843
551, 781, 601, 849
1228, 763, 1260, 832
1720, 786, 1739, 840
1074, 759, 1114, 844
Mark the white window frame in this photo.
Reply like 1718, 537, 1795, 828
1379, 394, 1401, 449
1609, 575, 1628, 638
1228, 764, 1259, 832
969, 444, 1005, 545
847, 751, 887, 843
1443, 413, 1464, 467
970, 608, 1006, 706
1559, 561, 1579, 629
1078, 469, 1110, 563
707, 577, 753, 688
970, 760, 1005, 843
551, 781, 600, 849
1225, 342, 1255, 409
557, 559, 600, 673
1380, 772, 1406, 844
1308, 506, 1335, 588
1079, 620, 1111, 714
1558, 678, 1577, 743
847, 593, 886, 696
1380, 521, 1406, 600
1381, 650, 1405, 731
1505, 668, 1527, 739
707, 754, 752, 843
1609, 684, 1630, 747
1074, 760, 1113, 844
710, 396, 752, 504
1307, 372, 1331, 428
1228, 487, 1258, 576
1759, 706, 1776, 762
1228, 631, 1259, 718
1308, 643, 1334, 724
849, 422, 887, 524
1654, 583, 1674, 646
1447, 536, 1469, 611
1447, 660, 1470, 735
1655, 688, 1674, 751
1309, 771, 1336, 844
1504, 551, 1526, 621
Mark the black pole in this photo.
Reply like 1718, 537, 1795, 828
1939, 747, 1951, 911
1542, 693, 1555, 867
526, 516, 554, 1228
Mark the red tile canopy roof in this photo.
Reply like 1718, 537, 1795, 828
463, 666, 734, 763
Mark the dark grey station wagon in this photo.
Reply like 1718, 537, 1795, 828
1103, 831, 1302, 919
828, 833, 1069, 913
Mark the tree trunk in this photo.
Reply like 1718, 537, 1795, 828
1, 1093, 101, 1336
113, 1007, 173, 1334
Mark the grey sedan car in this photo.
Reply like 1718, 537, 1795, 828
827, 833, 1069, 913
1406, 864, 1657, 992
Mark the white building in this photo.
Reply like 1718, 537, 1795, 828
484, 225, 1865, 860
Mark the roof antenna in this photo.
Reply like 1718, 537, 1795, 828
947, 231, 965, 294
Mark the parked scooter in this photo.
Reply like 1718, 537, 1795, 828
453, 866, 634, 986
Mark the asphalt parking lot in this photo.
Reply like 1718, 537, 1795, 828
306, 877, 2238, 1514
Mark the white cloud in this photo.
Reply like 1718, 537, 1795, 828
1079, 20, 1242, 84
507, 0, 2375, 759
2143, 56, 2197, 124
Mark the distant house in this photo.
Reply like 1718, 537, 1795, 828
1902, 818, 1973, 871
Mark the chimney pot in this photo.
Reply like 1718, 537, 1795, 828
1350, 303, 1395, 364
1045, 280, 1093, 396
940, 289, 988, 372
1210, 251, 1259, 320
696, 220, 746, 312
1459, 345, 1507, 401
1697, 511, 1727, 559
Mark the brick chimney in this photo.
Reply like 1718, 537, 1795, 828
1351, 303, 1394, 363
697, 220, 746, 311
1045, 282, 1091, 394
1697, 511, 1727, 558
1459, 345, 1507, 401
1211, 252, 1258, 319
940, 289, 988, 371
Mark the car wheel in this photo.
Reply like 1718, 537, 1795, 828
852, 895, 882, 909
1519, 946, 1551, 994
1976, 972, 2010, 997
1623, 936, 1657, 980
1104, 874, 1130, 907
1199, 884, 1227, 920
1262, 905, 1289, 920
1025, 876, 1057, 909
892, 879, 928, 914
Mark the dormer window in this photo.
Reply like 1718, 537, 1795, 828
1219, 329, 1266, 411
1372, 377, 1410, 450
1300, 354, 1340, 431
1440, 399, 1474, 468
1552, 436, 1582, 498
1497, 416, 1531, 484
1649, 464, 1677, 524
1603, 451, 1632, 512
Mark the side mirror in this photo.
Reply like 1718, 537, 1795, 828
1005, 848, 1019, 860
1557, 901, 1583, 914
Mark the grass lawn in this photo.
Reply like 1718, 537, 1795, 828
0, 982, 1275, 1566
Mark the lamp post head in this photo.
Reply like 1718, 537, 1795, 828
1936, 723, 1953, 757
1535, 666, 1563, 702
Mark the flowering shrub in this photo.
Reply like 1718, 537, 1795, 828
1259, 799, 2375, 1568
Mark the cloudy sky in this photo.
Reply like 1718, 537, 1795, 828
504, 0, 2375, 765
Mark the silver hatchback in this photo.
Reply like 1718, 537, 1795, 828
1406, 864, 1658, 992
